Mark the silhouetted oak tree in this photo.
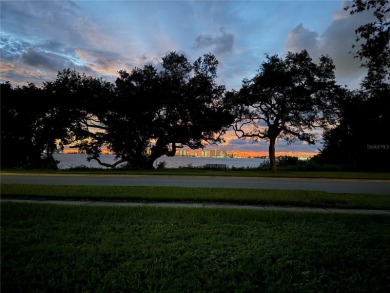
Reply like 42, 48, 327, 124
73, 52, 233, 169
231, 50, 339, 171
43, 69, 114, 161
1, 83, 48, 168
1, 78, 84, 169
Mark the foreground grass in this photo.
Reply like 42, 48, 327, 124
2, 184, 390, 209
2, 203, 390, 292
2, 169, 390, 180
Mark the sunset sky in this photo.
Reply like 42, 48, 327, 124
0, 0, 373, 155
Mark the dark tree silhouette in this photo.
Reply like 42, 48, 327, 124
1, 82, 67, 168
43, 68, 114, 162
319, 0, 390, 170
231, 50, 339, 171
345, 0, 389, 89
1, 53, 233, 170
1, 82, 41, 168
72, 52, 233, 169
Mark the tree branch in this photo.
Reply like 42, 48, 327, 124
89, 155, 127, 168
233, 120, 267, 139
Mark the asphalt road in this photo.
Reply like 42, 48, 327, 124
1, 173, 390, 194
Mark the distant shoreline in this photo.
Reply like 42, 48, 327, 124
59, 150, 317, 159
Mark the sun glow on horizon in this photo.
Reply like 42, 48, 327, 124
61, 148, 317, 159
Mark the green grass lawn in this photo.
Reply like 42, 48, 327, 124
2, 169, 390, 179
1, 202, 390, 292
2, 184, 390, 209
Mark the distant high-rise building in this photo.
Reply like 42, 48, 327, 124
177, 150, 187, 156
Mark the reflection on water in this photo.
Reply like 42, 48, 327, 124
53, 154, 266, 169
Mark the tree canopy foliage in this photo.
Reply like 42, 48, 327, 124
1, 82, 48, 168
346, 0, 390, 89
318, 0, 390, 170
1, 81, 79, 168
1, 0, 389, 172
229, 50, 340, 171
1, 52, 233, 169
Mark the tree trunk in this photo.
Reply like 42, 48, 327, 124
269, 137, 277, 172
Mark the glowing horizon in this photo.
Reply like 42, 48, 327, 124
62, 148, 317, 159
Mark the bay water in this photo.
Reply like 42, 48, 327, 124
53, 154, 266, 169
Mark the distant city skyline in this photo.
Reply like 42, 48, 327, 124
1, 0, 371, 154
62, 147, 316, 159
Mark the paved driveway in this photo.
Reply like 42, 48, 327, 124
2, 174, 390, 194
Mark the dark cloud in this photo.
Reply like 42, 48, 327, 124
194, 27, 234, 54
42, 40, 71, 54
1, 1, 138, 81
217, 133, 320, 154
22, 48, 58, 69
74, 49, 128, 73
284, 1, 374, 88
1, 1, 89, 50
0, 33, 93, 79
219, 137, 269, 152
227, 139, 250, 145
319, 5, 373, 77
19, 48, 89, 74
0, 60, 52, 85
93, 51, 121, 68
285, 24, 319, 56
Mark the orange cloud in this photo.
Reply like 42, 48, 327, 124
0, 61, 51, 85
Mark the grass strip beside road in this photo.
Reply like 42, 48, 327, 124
2, 203, 390, 292
2, 169, 390, 180
2, 184, 390, 210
